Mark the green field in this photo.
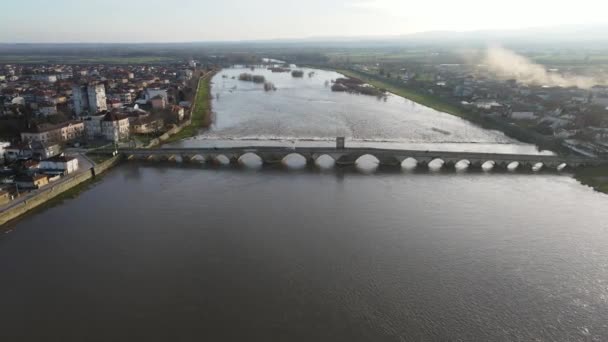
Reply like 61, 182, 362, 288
0, 55, 179, 64
162, 73, 214, 144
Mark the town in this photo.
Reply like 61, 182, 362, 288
0, 59, 209, 206
1, 47, 608, 208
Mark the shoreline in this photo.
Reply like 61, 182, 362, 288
331, 68, 564, 152
0, 155, 122, 226
161, 70, 216, 145
317, 66, 608, 195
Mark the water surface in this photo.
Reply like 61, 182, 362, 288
0, 164, 606, 341
175, 67, 549, 155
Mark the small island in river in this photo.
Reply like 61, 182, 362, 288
239, 73, 266, 83
331, 77, 387, 97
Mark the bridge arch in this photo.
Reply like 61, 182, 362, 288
482, 160, 496, 171
282, 153, 308, 169
455, 159, 471, 170
314, 154, 336, 169
355, 154, 380, 173
190, 154, 206, 164
532, 162, 544, 172
507, 161, 520, 171
428, 158, 445, 170
213, 154, 231, 165
401, 157, 418, 170
238, 153, 263, 168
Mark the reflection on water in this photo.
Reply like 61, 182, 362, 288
1, 164, 607, 341
168, 66, 551, 155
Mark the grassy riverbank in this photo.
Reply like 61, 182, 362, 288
162, 72, 214, 144
575, 166, 608, 194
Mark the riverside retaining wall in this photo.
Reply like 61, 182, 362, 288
0, 155, 122, 226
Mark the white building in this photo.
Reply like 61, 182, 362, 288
144, 88, 168, 102
38, 103, 58, 117
39, 156, 79, 174
72, 82, 108, 116
32, 74, 58, 83
0, 141, 10, 160
101, 112, 130, 142
84, 114, 105, 139
511, 112, 538, 121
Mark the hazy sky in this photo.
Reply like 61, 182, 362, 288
1, 0, 607, 42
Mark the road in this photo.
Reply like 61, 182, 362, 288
0, 153, 94, 213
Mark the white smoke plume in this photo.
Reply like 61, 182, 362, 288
482, 46, 602, 89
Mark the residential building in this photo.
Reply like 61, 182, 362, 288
32, 74, 58, 83
151, 95, 166, 109
72, 82, 107, 115
171, 105, 185, 121
0, 190, 10, 205
511, 112, 538, 121
0, 141, 10, 160
131, 116, 164, 134
144, 88, 168, 102
39, 156, 79, 174
84, 114, 105, 139
21, 121, 85, 144
38, 102, 58, 116
101, 112, 130, 142
15, 174, 48, 190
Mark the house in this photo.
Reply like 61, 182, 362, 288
131, 116, 164, 134
144, 88, 168, 102
23, 160, 40, 172
39, 156, 79, 175
0, 141, 10, 160
101, 112, 130, 142
32, 74, 58, 83
15, 174, 48, 189
151, 95, 166, 109
108, 99, 122, 109
21, 121, 85, 144
0, 190, 10, 205
38, 102, 58, 116
83, 114, 105, 139
171, 105, 185, 121
5, 142, 61, 161
511, 112, 538, 121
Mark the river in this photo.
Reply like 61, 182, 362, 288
0, 67, 607, 341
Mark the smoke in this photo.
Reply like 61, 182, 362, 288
482, 46, 602, 89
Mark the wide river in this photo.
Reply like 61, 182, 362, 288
1, 67, 607, 341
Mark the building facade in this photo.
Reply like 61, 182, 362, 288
101, 112, 130, 142
72, 82, 107, 116
21, 121, 85, 144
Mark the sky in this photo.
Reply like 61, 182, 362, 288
1, 0, 607, 43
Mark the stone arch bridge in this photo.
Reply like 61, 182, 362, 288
111, 147, 607, 171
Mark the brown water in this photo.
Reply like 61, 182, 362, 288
175, 66, 551, 155
1, 66, 606, 341
1, 164, 607, 341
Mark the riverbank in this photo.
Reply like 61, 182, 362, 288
331, 68, 608, 194
162, 71, 215, 144
0, 155, 121, 226
333, 68, 563, 152
575, 166, 608, 193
